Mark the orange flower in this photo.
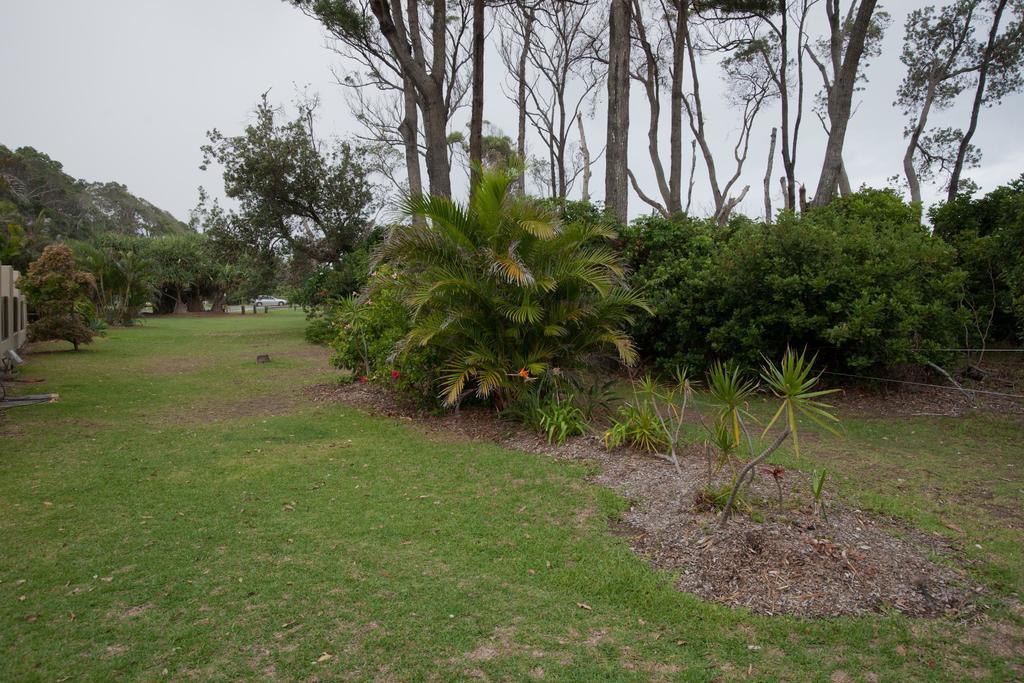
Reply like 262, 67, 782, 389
518, 368, 529, 379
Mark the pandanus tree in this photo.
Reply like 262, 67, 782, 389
377, 165, 650, 407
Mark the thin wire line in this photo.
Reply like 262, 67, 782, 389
934, 348, 1024, 353
821, 371, 1024, 400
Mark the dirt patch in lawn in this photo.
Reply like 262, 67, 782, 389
306, 382, 984, 619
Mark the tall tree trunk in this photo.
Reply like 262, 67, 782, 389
778, 3, 794, 212
764, 127, 777, 223
210, 291, 226, 313
557, 89, 568, 199
369, 0, 452, 198
667, 1, 687, 215
515, 7, 535, 194
948, 0, 1010, 202
577, 112, 591, 202
685, 139, 697, 214
469, 0, 485, 194
632, 1, 670, 215
605, 0, 632, 223
811, 0, 879, 207
903, 78, 937, 205
400, 75, 423, 198
839, 159, 852, 196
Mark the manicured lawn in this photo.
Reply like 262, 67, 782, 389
1, 312, 1021, 681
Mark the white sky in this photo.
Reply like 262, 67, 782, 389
2, 0, 1021, 223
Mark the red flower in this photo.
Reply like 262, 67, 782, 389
359, 375, 368, 384
391, 370, 401, 380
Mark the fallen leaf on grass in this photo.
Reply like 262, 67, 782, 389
316, 652, 334, 664
943, 521, 965, 534
577, 603, 592, 611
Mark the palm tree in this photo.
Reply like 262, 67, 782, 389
377, 166, 650, 407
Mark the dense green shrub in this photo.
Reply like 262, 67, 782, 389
624, 189, 965, 371
930, 176, 1024, 343
377, 167, 648, 407
327, 267, 441, 403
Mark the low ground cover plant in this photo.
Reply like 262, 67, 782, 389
603, 349, 840, 526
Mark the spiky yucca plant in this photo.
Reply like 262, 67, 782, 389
377, 167, 649, 407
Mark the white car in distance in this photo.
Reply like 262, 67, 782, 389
252, 295, 288, 307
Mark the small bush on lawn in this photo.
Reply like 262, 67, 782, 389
376, 166, 649, 408
21, 243, 97, 350
623, 189, 965, 371
304, 315, 336, 345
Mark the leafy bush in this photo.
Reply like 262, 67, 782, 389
21, 243, 96, 350
304, 315, 336, 346
624, 189, 965, 371
536, 398, 588, 445
930, 175, 1024, 343
377, 166, 649, 407
327, 267, 441, 403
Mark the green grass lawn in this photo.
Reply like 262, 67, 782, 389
2, 311, 1021, 681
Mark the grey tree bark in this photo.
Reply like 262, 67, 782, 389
605, 0, 632, 223
809, 0, 879, 207
470, 0, 485, 194
764, 127, 777, 223
369, 0, 453, 198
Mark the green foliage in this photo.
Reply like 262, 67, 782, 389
303, 315, 336, 346
706, 361, 756, 448
72, 236, 155, 325
930, 175, 1024, 342
0, 201, 30, 267
20, 243, 96, 350
536, 398, 589, 445
378, 166, 649, 407
0, 145, 188, 268
327, 268, 441, 403
199, 93, 374, 265
602, 399, 669, 453
624, 189, 965, 371
501, 372, 608, 442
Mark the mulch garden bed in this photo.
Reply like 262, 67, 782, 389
305, 382, 985, 619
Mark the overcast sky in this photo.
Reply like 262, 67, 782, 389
2, 0, 1022, 223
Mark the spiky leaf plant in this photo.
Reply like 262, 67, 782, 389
760, 348, 841, 455
706, 361, 757, 447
